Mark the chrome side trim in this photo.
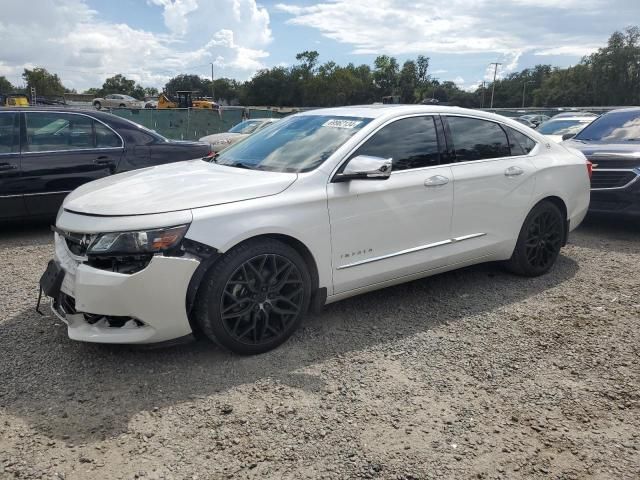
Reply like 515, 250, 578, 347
0, 190, 72, 199
591, 168, 640, 191
336, 233, 486, 270
21, 147, 124, 155
453, 232, 487, 242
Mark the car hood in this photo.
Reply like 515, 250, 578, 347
63, 160, 298, 216
562, 140, 640, 156
199, 132, 244, 143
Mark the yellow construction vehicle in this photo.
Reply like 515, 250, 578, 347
157, 91, 218, 109
1, 93, 30, 107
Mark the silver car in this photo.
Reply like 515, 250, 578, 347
199, 118, 279, 152
93, 94, 144, 110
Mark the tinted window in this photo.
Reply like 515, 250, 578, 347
26, 113, 94, 152
0, 113, 18, 154
95, 121, 122, 147
575, 110, 640, 142
504, 126, 537, 156
447, 116, 510, 161
229, 120, 262, 134
216, 115, 371, 173
352, 116, 440, 171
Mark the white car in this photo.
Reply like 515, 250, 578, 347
40, 105, 591, 354
93, 94, 143, 110
537, 116, 596, 143
199, 118, 279, 152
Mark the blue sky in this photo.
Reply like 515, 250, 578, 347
1, 0, 638, 93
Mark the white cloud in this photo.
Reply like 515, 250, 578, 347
276, 0, 636, 74
0, 0, 273, 91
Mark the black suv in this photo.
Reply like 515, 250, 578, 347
563, 107, 640, 217
0, 108, 211, 220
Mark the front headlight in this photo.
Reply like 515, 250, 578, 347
87, 225, 189, 255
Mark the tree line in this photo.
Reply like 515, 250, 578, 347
1, 26, 638, 108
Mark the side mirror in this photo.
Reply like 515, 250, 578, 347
562, 133, 576, 141
334, 155, 392, 182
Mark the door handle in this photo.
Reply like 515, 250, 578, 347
504, 166, 524, 177
424, 175, 449, 187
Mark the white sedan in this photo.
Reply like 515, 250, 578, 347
199, 118, 279, 152
41, 105, 591, 354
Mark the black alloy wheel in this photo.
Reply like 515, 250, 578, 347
221, 254, 304, 346
524, 208, 563, 270
505, 200, 565, 277
195, 238, 311, 355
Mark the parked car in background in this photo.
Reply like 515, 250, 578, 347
563, 107, 640, 217
519, 114, 550, 127
93, 94, 144, 110
0, 108, 211, 220
41, 105, 590, 354
144, 96, 159, 109
553, 111, 597, 119
199, 118, 279, 152
513, 117, 536, 128
537, 115, 596, 143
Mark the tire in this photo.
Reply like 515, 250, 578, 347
505, 201, 565, 277
194, 238, 311, 355
93, 101, 101, 110
119, 103, 126, 108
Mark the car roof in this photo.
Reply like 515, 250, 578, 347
298, 104, 498, 120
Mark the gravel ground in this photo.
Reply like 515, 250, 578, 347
0, 216, 638, 480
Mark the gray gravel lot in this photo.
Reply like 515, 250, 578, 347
0, 216, 638, 479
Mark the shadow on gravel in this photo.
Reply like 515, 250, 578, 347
0, 255, 579, 442
0, 220, 52, 249
570, 214, 640, 254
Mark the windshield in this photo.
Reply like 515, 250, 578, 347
538, 119, 592, 135
228, 120, 263, 134
575, 110, 640, 141
216, 115, 371, 173
121, 95, 137, 101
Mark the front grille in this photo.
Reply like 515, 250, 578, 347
591, 170, 638, 189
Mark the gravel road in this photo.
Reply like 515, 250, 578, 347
0, 216, 638, 479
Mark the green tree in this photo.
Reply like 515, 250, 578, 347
373, 55, 399, 97
0, 76, 13, 94
22, 67, 67, 96
164, 74, 207, 95
398, 60, 418, 103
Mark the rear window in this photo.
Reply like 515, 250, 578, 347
575, 110, 640, 141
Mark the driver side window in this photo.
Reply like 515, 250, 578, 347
351, 116, 441, 171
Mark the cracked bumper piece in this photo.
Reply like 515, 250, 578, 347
54, 256, 200, 344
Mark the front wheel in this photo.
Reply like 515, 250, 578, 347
93, 101, 101, 110
505, 201, 565, 277
194, 239, 311, 355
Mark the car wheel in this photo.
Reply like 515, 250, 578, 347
195, 238, 311, 355
505, 201, 565, 277
119, 103, 126, 108
93, 101, 101, 110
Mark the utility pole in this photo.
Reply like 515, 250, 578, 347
210, 63, 215, 102
489, 62, 501, 109
431, 77, 439, 101
480, 81, 486, 108
521, 80, 533, 108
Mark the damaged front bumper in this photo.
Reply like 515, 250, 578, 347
48, 233, 200, 344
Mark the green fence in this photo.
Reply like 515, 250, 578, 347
109, 108, 287, 141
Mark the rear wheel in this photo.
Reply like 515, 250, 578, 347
505, 201, 565, 277
195, 239, 311, 355
93, 101, 101, 110
119, 103, 126, 108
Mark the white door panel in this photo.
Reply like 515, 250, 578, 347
450, 157, 536, 258
328, 166, 453, 294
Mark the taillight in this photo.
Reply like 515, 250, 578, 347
586, 160, 594, 179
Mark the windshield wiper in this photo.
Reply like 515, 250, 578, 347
225, 162, 255, 170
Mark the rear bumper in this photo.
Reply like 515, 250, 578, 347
51, 234, 200, 344
589, 178, 640, 217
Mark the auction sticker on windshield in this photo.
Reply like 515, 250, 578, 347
322, 119, 363, 129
